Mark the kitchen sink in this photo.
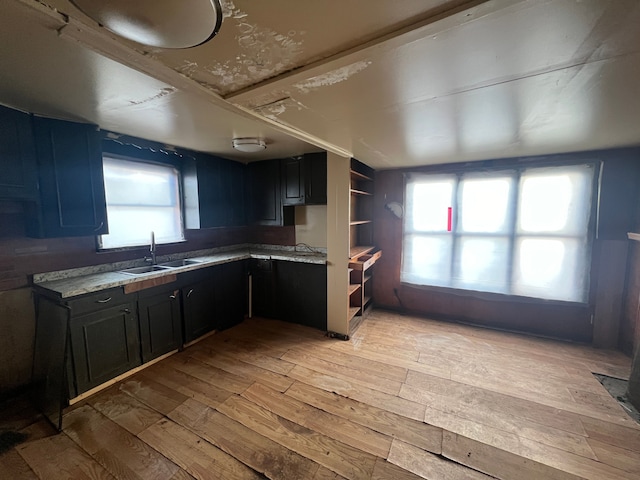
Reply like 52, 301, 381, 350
158, 259, 202, 267
119, 265, 173, 275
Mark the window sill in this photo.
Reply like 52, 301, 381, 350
399, 281, 590, 307
97, 239, 187, 254
627, 232, 640, 242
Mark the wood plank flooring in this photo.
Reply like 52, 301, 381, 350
2, 310, 640, 479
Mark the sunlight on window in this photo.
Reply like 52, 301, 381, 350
100, 157, 184, 249
402, 235, 451, 286
517, 238, 564, 285
460, 177, 512, 233
454, 237, 509, 292
519, 175, 571, 232
409, 178, 454, 232
401, 163, 594, 302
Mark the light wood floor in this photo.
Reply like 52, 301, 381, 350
2, 310, 640, 479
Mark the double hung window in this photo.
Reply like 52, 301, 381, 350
99, 156, 184, 249
402, 163, 595, 303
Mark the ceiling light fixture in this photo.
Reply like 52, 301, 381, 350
232, 138, 267, 153
69, 0, 223, 49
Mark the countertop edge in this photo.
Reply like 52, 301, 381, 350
34, 249, 327, 299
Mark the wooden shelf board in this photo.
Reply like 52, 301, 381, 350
350, 220, 372, 226
364, 275, 372, 284
348, 284, 361, 295
350, 188, 372, 196
364, 295, 373, 306
350, 169, 372, 182
349, 245, 375, 259
348, 306, 361, 321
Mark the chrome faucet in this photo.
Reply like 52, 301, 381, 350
145, 231, 157, 265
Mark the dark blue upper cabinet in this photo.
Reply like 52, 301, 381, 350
183, 154, 246, 229
247, 159, 283, 226
281, 152, 327, 207
0, 104, 38, 201
26, 116, 108, 238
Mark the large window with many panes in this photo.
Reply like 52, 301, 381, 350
402, 163, 596, 302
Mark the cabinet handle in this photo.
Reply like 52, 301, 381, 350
170, 294, 177, 299
187, 289, 194, 298
96, 297, 112, 303
122, 308, 131, 314
93, 221, 104, 232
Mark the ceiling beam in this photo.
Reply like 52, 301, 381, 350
15, 0, 354, 159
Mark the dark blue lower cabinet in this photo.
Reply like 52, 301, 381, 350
69, 301, 141, 395
138, 286, 183, 363
276, 261, 327, 331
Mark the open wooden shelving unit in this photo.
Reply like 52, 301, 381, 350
348, 159, 381, 334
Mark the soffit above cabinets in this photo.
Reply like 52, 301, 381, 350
2, 0, 640, 167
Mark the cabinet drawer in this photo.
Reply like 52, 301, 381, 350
66, 288, 128, 316
348, 250, 382, 271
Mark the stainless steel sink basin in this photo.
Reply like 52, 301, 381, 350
119, 265, 173, 275
158, 259, 202, 267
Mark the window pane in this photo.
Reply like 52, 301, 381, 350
518, 165, 594, 235
452, 236, 510, 293
100, 206, 183, 249
405, 174, 455, 232
103, 157, 179, 206
459, 174, 513, 233
100, 156, 184, 249
513, 237, 588, 302
401, 234, 452, 287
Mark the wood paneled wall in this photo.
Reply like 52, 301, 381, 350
372, 149, 640, 346
0, 201, 295, 292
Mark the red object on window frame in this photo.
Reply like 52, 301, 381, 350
447, 207, 452, 232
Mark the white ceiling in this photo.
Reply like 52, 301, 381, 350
1, 0, 640, 168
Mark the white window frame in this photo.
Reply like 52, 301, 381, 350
98, 155, 185, 250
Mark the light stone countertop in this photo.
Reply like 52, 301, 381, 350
33, 245, 326, 299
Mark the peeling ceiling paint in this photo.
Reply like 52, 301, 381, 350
232, 60, 373, 124
176, 61, 199, 77
252, 96, 310, 122
128, 87, 176, 106
203, 0, 306, 94
293, 61, 372, 93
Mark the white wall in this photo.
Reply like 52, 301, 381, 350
295, 205, 327, 248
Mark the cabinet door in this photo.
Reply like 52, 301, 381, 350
195, 155, 226, 228
304, 152, 327, 205
250, 259, 278, 318
138, 288, 182, 363
247, 159, 282, 225
223, 159, 246, 226
28, 117, 108, 238
182, 279, 217, 343
69, 301, 140, 395
282, 156, 304, 206
215, 261, 246, 330
0, 105, 38, 200
276, 262, 327, 330
185, 155, 246, 228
